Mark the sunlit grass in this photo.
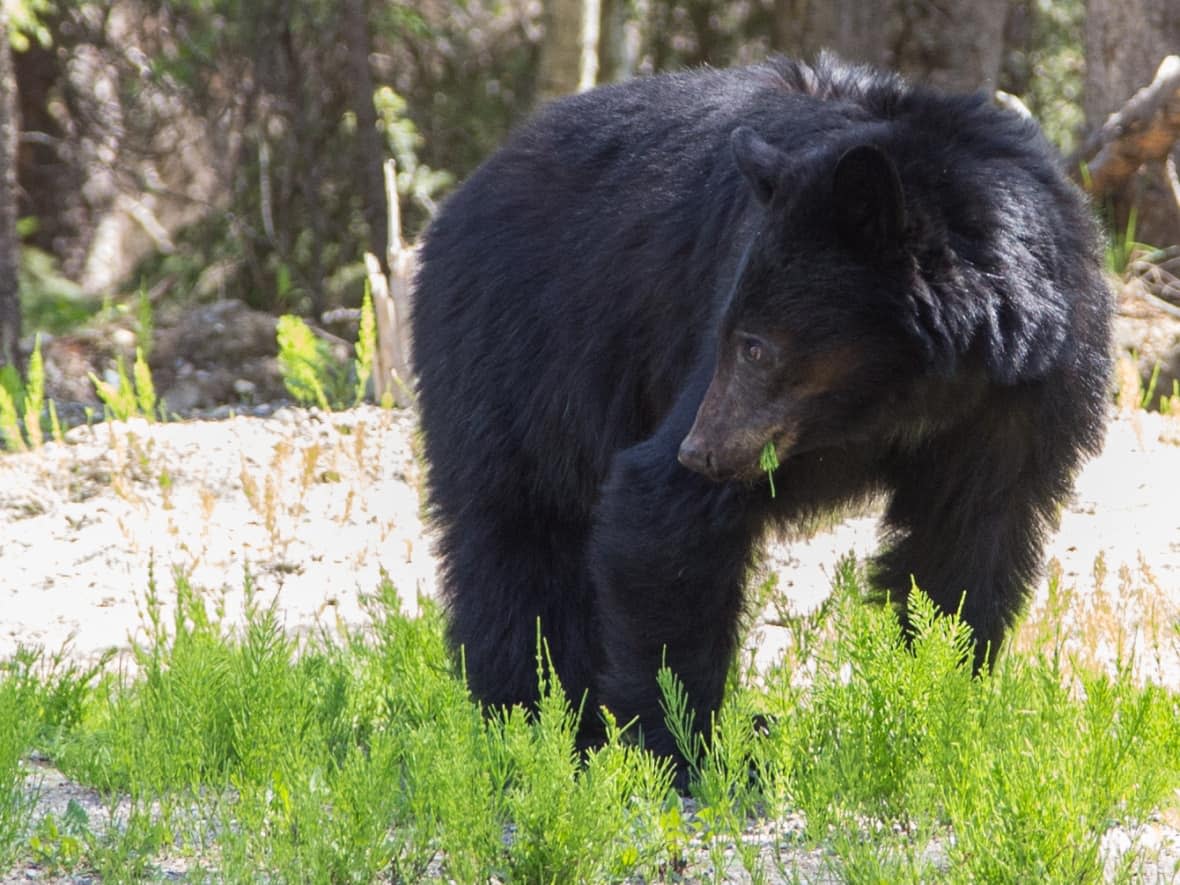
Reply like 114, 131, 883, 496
0, 554, 1175, 881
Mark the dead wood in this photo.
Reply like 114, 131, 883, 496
1072, 55, 1180, 197
364, 159, 416, 407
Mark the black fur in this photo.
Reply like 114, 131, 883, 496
411, 54, 1112, 765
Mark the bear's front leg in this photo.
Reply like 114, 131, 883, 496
588, 386, 763, 772
874, 403, 1075, 671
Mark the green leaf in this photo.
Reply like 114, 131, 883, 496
22, 335, 45, 448
0, 383, 24, 453
276, 315, 331, 411
133, 348, 157, 419
90, 356, 138, 422
354, 283, 377, 406
759, 441, 779, 498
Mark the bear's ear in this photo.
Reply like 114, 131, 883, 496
731, 127, 786, 206
832, 144, 906, 253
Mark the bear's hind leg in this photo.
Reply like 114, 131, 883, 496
440, 508, 601, 726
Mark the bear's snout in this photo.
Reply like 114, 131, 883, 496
678, 436, 725, 480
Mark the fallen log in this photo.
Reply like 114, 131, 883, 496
1071, 55, 1180, 197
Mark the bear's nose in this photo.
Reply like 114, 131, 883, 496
677, 438, 716, 477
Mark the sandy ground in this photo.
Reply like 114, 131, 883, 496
1, 404, 1179, 680
0, 407, 435, 666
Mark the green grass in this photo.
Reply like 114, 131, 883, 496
0, 335, 63, 452
0, 673, 38, 870
276, 288, 381, 412
88, 347, 161, 423
773, 568, 1180, 882
0, 560, 1178, 881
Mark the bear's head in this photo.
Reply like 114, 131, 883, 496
678, 127, 940, 482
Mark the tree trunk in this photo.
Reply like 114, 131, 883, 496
342, 0, 388, 273
1085, 0, 1180, 247
0, 10, 22, 373
537, 0, 600, 101
772, 0, 1009, 92
278, 8, 327, 318
598, 0, 641, 83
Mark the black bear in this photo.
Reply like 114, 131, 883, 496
411, 54, 1112, 765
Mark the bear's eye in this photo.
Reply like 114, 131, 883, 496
740, 337, 765, 364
